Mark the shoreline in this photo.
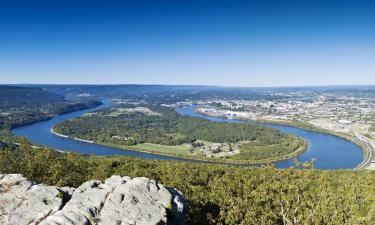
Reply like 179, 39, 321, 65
50, 127, 306, 165
51, 128, 94, 144
194, 108, 371, 170
50, 128, 69, 138
10, 101, 103, 130
253, 119, 371, 170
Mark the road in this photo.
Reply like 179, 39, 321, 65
354, 133, 375, 170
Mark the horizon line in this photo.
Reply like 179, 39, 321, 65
2, 83, 375, 89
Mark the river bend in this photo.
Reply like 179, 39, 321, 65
12, 101, 363, 169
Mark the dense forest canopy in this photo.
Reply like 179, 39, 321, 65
0, 143, 374, 225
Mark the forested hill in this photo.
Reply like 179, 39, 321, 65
0, 86, 65, 108
35, 84, 289, 104
0, 86, 101, 130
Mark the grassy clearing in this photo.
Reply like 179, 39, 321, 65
103, 139, 307, 164
128, 143, 191, 155
106, 142, 194, 157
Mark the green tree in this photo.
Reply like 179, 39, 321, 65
19, 137, 31, 150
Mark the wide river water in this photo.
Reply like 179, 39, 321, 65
12, 101, 364, 169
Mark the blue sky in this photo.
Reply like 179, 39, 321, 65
0, 0, 374, 86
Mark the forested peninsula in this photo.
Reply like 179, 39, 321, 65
54, 104, 306, 163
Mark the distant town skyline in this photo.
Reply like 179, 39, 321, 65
1, 0, 375, 86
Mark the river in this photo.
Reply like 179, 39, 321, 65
176, 105, 364, 169
12, 101, 364, 169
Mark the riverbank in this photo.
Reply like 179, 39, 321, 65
353, 133, 375, 170
9, 101, 103, 130
51, 128, 94, 143
50, 127, 307, 165
254, 119, 371, 169
50, 128, 68, 138
194, 108, 370, 170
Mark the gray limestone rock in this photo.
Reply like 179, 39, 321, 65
0, 174, 187, 225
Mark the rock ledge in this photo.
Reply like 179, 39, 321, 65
0, 174, 187, 225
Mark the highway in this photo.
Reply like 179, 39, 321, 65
354, 133, 375, 170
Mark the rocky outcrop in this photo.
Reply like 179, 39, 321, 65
0, 174, 187, 225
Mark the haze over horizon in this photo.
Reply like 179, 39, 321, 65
1, 0, 375, 86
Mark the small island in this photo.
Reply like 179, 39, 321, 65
53, 104, 307, 163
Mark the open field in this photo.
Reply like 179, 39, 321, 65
126, 143, 191, 155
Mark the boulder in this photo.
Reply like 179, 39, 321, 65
0, 174, 187, 225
